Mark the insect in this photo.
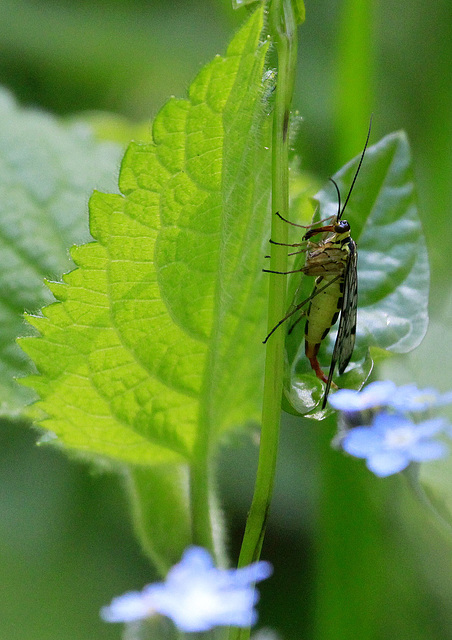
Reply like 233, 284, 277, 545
263, 122, 371, 408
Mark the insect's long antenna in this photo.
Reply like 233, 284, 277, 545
329, 177, 341, 220
338, 114, 373, 221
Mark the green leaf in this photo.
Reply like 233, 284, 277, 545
410, 460, 452, 533
232, 0, 261, 9
19, 8, 271, 465
0, 88, 123, 415
338, 132, 429, 354
293, 0, 306, 25
232, 0, 305, 25
125, 465, 192, 573
285, 131, 429, 416
69, 112, 152, 146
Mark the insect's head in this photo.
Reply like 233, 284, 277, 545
333, 219, 350, 234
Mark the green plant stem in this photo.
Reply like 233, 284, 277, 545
229, 1, 299, 639
190, 354, 219, 555
189, 455, 215, 552
237, 0, 298, 565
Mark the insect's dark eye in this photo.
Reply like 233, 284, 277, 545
335, 220, 350, 233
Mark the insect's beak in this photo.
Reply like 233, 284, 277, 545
303, 225, 335, 241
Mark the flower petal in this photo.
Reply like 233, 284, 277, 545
100, 546, 272, 632
371, 412, 411, 434
226, 562, 273, 587
100, 589, 156, 623
389, 385, 452, 411
167, 546, 214, 583
408, 440, 448, 462
342, 427, 383, 458
414, 417, 447, 438
329, 381, 396, 411
366, 451, 409, 477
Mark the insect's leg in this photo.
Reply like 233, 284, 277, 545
262, 267, 305, 275
264, 239, 307, 258
288, 311, 306, 334
274, 212, 309, 228
304, 344, 338, 391
305, 342, 339, 390
306, 214, 336, 227
268, 210, 334, 250
274, 210, 335, 229
269, 239, 306, 247
305, 342, 329, 384
264, 247, 307, 259
263, 274, 342, 343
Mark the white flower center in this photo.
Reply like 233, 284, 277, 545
384, 426, 417, 449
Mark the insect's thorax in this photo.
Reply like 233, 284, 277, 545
303, 222, 352, 277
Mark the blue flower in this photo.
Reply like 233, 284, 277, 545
386, 384, 452, 412
329, 380, 397, 412
342, 413, 449, 477
329, 381, 452, 414
101, 546, 272, 632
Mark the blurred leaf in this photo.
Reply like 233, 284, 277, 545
0, 88, 123, 416
285, 131, 429, 416
69, 112, 152, 146
0, 0, 230, 119
19, 8, 271, 465
417, 456, 452, 533
334, 0, 374, 164
293, 0, 306, 25
125, 465, 192, 573
232, 0, 261, 8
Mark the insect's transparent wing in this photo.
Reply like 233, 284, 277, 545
322, 241, 358, 407
336, 242, 358, 373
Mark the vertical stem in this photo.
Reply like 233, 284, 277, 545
229, 1, 300, 639
189, 457, 215, 552
238, 0, 298, 566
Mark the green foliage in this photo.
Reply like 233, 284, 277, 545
419, 454, 452, 531
0, 89, 123, 415
232, 0, 305, 27
19, 8, 271, 466
125, 465, 192, 572
285, 132, 429, 416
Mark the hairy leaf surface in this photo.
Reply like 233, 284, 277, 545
20, 9, 271, 464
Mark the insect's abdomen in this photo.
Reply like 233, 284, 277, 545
305, 274, 342, 361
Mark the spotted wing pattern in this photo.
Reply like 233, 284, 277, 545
322, 239, 358, 408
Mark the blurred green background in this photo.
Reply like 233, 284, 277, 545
2, 0, 452, 638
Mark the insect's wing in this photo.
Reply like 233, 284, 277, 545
336, 242, 358, 373
322, 241, 358, 408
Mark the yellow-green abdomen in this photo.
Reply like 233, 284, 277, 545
305, 274, 342, 352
